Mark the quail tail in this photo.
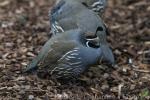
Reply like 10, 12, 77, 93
24, 38, 53, 73
23, 57, 39, 73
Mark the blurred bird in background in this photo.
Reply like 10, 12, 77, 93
49, 0, 107, 35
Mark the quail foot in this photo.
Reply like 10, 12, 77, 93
24, 29, 104, 79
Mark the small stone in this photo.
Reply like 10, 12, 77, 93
19, 90, 25, 94
103, 73, 109, 79
1, 23, 8, 28
5, 42, 14, 47
101, 84, 109, 90
122, 68, 127, 73
16, 71, 21, 74
55, 94, 62, 99
130, 85, 136, 90
128, 58, 133, 64
21, 62, 28, 66
28, 95, 34, 100
111, 87, 118, 93
62, 92, 69, 99
114, 49, 122, 55
13, 85, 20, 90
27, 52, 35, 57
20, 47, 28, 53
16, 76, 25, 81
24, 85, 30, 90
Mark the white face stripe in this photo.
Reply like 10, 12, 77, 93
52, 21, 64, 33
86, 41, 90, 47
92, 6, 104, 12
93, 8, 102, 11
90, 0, 106, 12
91, 1, 102, 7
55, 25, 64, 32
54, 21, 64, 32
52, 24, 58, 32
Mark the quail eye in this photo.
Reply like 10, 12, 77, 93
86, 35, 97, 39
86, 41, 100, 48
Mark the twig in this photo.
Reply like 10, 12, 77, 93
118, 83, 124, 99
132, 69, 150, 73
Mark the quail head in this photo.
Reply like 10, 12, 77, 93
24, 29, 104, 79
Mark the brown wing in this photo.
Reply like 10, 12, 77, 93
39, 40, 78, 68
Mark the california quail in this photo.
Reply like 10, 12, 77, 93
24, 29, 103, 79
49, 0, 107, 36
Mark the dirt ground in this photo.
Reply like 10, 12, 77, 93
0, 0, 150, 99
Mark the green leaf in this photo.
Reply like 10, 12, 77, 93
139, 88, 150, 100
